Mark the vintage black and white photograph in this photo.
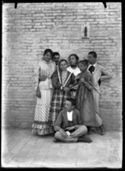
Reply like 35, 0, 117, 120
2, 1, 122, 168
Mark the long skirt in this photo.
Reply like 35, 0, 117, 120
76, 85, 97, 127
49, 89, 71, 126
32, 89, 54, 135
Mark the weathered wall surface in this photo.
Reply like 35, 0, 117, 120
2, 3, 122, 130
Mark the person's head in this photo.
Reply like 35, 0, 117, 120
59, 59, 68, 71
78, 59, 89, 72
52, 52, 60, 64
88, 51, 97, 64
65, 98, 76, 111
68, 54, 79, 68
43, 49, 53, 62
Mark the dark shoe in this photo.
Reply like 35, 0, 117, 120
97, 125, 105, 135
53, 138, 64, 143
78, 135, 93, 143
53, 138, 61, 142
88, 127, 97, 134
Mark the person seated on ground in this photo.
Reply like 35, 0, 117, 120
54, 98, 92, 143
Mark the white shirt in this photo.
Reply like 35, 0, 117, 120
67, 66, 81, 76
67, 111, 73, 121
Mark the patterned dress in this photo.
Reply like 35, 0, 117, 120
49, 70, 75, 126
32, 60, 55, 135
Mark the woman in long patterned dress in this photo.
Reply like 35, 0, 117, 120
49, 59, 75, 127
32, 49, 55, 135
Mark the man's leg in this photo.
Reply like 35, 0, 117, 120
70, 125, 88, 138
54, 131, 77, 142
70, 125, 92, 143
93, 91, 105, 135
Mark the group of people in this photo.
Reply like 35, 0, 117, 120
32, 49, 112, 143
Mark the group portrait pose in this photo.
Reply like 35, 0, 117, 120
32, 48, 112, 143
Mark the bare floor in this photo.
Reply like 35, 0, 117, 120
2, 128, 122, 168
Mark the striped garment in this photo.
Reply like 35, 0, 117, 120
49, 70, 75, 125
32, 60, 55, 135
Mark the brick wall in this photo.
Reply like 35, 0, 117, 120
2, 2, 122, 131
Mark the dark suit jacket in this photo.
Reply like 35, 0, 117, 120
54, 109, 82, 130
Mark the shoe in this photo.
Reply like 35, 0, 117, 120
53, 138, 60, 142
98, 125, 105, 135
88, 127, 97, 134
78, 135, 92, 143
53, 138, 64, 143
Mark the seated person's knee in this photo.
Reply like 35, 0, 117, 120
54, 131, 61, 139
81, 125, 88, 134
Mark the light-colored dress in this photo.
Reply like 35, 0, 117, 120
32, 60, 55, 135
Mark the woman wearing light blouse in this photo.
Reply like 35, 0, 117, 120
32, 49, 55, 135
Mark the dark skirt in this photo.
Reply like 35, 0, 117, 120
76, 85, 97, 127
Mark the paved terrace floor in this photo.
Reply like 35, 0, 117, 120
2, 128, 122, 168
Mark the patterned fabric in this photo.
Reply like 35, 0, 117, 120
49, 89, 71, 125
61, 71, 68, 86
34, 60, 55, 90
32, 60, 55, 135
49, 70, 75, 125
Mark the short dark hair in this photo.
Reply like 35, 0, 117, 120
59, 59, 68, 66
79, 59, 89, 67
68, 54, 79, 62
43, 49, 53, 57
88, 51, 97, 58
66, 98, 76, 106
53, 52, 60, 57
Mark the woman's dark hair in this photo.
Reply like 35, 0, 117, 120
59, 59, 68, 66
66, 98, 76, 106
79, 59, 89, 67
68, 54, 79, 62
88, 51, 97, 58
43, 49, 53, 57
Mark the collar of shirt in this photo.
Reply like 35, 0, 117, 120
67, 111, 73, 121
87, 63, 97, 72
88, 63, 96, 68
67, 66, 81, 76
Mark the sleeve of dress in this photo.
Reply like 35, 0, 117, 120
81, 75, 93, 91
51, 71, 61, 89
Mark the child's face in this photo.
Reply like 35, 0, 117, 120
65, 100, 73, 111
78, 63, 87, 72
59, 61, 68, 71
88, 54, 96, 64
